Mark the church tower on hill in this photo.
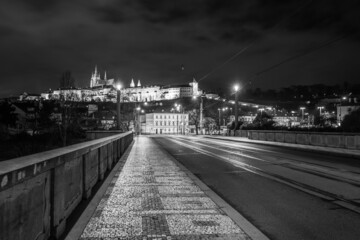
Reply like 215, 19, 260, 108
90, 65, 115, 88
90, 65, 101, 88
130, 78, 135, 88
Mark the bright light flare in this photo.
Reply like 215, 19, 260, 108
234, 84, 240, 91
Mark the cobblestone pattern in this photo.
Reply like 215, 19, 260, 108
80, 137, 251, 240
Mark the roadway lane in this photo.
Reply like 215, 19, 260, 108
152, 135, 360, 240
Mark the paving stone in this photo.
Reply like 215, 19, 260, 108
80, 137, 250, 240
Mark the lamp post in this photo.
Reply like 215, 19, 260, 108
136, 106, 140, 135
116, 84, 122, 130
234, 84, 240, 135
178, 105, 185, 135
300, 107, 305, 122
317, 106, 324, 115
193, 95, 204, 134
175, 103, 181, 134
217, 108, 221, 128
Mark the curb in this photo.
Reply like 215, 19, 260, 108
65, 141, 134, 240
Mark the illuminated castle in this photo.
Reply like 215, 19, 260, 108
87, 65, 201, 102
90, 65, 115, 88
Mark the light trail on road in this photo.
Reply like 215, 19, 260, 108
165, 136, 360, 214
151, 135, 360, 240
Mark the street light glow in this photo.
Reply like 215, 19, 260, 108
234, 84, 240, 92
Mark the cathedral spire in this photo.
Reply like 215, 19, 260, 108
137, 79, 141, 87
104, 71, 107, 80
130, 78, 135, 88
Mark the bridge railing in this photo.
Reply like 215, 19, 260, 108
231, 130, 360, 150
0, 131, 133, 240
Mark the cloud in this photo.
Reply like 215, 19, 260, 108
0, 0, 359, 97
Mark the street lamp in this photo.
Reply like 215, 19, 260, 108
300, 107, 305, 122
217, 108, 221, 134
175, 103, 184, 134
193, 95, 204, 134
116, 83, 122, 130
317, 106, 324, 115
234, 84, 240, 135
135, 106, 141, 135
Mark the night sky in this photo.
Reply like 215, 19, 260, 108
1, 0, 360, 97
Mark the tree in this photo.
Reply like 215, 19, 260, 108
227, 119, 244, 131
252, 112, 275, 129
314, 112, 337, 128
0, 101, 17, 136
188, 108, 200, 135
342, 109, 360, 132
203, 117, 216, 134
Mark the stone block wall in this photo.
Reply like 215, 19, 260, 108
0, 131, 133, 240
247, 130, 360, 150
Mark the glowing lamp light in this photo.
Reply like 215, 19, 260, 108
234, 84, 240, 92
116, 84, 122, 91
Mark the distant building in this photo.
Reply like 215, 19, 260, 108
205, 93, 220, 99
337, 105, 360, 123
240, 115, 256, 123
141, 112, 189, 134
273, 116, 299, 126
19, 92, 41, 101
121, 78, 200, 102
38, 66, 202, 103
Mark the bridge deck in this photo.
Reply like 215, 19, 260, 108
75, 136, 258, 240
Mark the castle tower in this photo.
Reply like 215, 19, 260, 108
190, 77, 199, 96
130, 78, 135, 88
137, 79, 141, 87
90, 65, 101, 88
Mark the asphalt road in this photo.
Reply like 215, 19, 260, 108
152, 135, 360, 240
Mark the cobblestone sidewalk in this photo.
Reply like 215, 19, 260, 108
80, 136, 251, 240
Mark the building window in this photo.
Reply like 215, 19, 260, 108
155, 121, 158, 126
